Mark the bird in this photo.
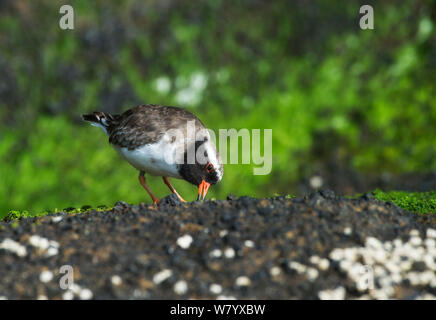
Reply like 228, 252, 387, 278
82, 104, 223, 204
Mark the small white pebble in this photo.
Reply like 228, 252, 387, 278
210, 249, 222, 258
391, 272, 402, 284
49, 240, 60, 248
270, 266, 281, 277
29, 235, 59, 255
419, 271, 434, 285
426, 229, 436, 239
383, 242, 393, 251
70, 283, 81, 295
132, 289, 147, 299
329, 249, 344, 261
372, 289, 390, 300
0, 239, 27, 257
318, 287, 346, 300
62, 290, 74, 300
37, 295, 48, 300
309, 175, 323, 189
79, 288, 93, 300
153, 269, 173, 284
111, 275, 122, 286
417, 293, 436, 300
399, 260, 412, 272
217, 295, 236, 300
209, 284, 223, 295
385, 261, 400, 274
373, 250, 387, 263
393, 239, 403, 247
343, 248, 357, 260
343, 227, 352, 235
366, 237, 382, 249
309, 256, 320, 264
176, 235, 193, 249
235, 276, 251, 287
219, 230, 228, 237
307, 268, 319, 281
29, 235, 49, 250
339, 260, 352, 272
244, 240, 255, 248
40, 238, 50, 250
374, 265, 387, 277
408, 272, 421, 286
224, 248, 235, 259
425, 238, 435, 248
52, 216, 63, 223
288, 261, 307, 273
410, 237, 422, 246
173, 280, 188, 295
318, 259, 330, 271
39, 270, 53, 283
45, 247, 59, 257
409, 229, 420, 237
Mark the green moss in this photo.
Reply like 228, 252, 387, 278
373, 189, 436, 214
4, 210, 33, 221
2, 205, 113, 222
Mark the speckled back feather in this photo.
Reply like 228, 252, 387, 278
83, 104, 206, 150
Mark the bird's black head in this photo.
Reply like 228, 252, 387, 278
178, 138, 223, 199
179, 160, 222, 186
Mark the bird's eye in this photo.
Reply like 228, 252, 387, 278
206, 162, 214, 173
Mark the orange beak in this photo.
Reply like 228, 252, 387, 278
197, 180, 211, 201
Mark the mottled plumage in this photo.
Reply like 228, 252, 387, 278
82, 104, 223, 203
107, 105, 205, 150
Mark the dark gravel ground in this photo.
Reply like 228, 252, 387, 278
0, 191, 435, 300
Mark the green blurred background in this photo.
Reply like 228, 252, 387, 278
0, 0, 435, 217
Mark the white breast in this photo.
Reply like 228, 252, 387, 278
114, 135, 183, 178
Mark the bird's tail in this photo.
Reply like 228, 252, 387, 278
82, 111, 116, 134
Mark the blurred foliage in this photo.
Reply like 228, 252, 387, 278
0, 0, 435, 216
374, 189, 436, 214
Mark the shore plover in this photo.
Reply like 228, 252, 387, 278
83, 104, 223, 203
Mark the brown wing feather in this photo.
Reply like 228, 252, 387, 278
108, 104, 206, 150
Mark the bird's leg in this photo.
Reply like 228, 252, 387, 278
138, 171, 160, 204
162, 176, 186, 202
